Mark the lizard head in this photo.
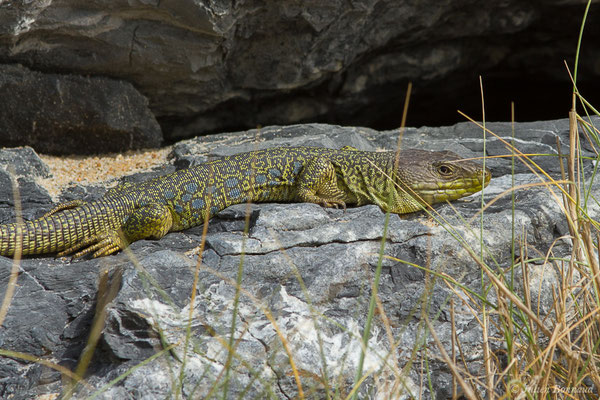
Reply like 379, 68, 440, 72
391, 149, 491, 212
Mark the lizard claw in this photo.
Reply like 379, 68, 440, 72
321, 199, 346, 211
57, 230, 127, 259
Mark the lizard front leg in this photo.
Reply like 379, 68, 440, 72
58, 203, 174, 259
296, 156, 354, 209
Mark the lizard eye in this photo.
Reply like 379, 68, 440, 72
437, 164, 453, 176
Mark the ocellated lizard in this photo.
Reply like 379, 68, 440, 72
0, 146, 491, 258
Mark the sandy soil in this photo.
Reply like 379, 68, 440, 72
37, 147, 172, 199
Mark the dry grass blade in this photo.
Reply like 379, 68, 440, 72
0, 168, 22, 328
63, 267, 123, 399
424, 317, 478, 399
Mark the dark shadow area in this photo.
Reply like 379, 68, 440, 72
370, 74, 590, 129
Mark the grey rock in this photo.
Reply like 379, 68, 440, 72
100, 250, 196, 361
1, 1, 596, 145
0, 146, 50, 178
0, 147, 53, 222
0, 256, 100, 399
0, 64, 162, 155
0, 120, 596, 398
171, 123, 377, 167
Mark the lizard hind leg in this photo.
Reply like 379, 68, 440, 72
58, 203, 174, 259
296, 156, 351, 209
43, 200, 85, 218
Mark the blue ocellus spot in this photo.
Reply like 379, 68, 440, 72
182, 194, 192, 202
293, 161, 303, 174
225, 177, 239, 187
186, 182, 198, 193
269, 168, 282, 177
210, 205, 219, 215
174, 204, 183, 213
256, 174, 267, 184
228, 188, 242, 198
164, 190, 176, 200
192, 198, 205, 209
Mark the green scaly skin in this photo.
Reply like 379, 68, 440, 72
0, 146, 491, 258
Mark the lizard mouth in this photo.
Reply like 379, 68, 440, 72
408, 169, 491, 204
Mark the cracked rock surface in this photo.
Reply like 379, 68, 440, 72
0, 120, 598, 398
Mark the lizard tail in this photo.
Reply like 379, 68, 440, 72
0, 217, 81, 256
0, 204, 118, 257
1, 220, 50, 256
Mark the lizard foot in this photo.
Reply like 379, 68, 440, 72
319, 199, 347, 211
57, 230, 128, 259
